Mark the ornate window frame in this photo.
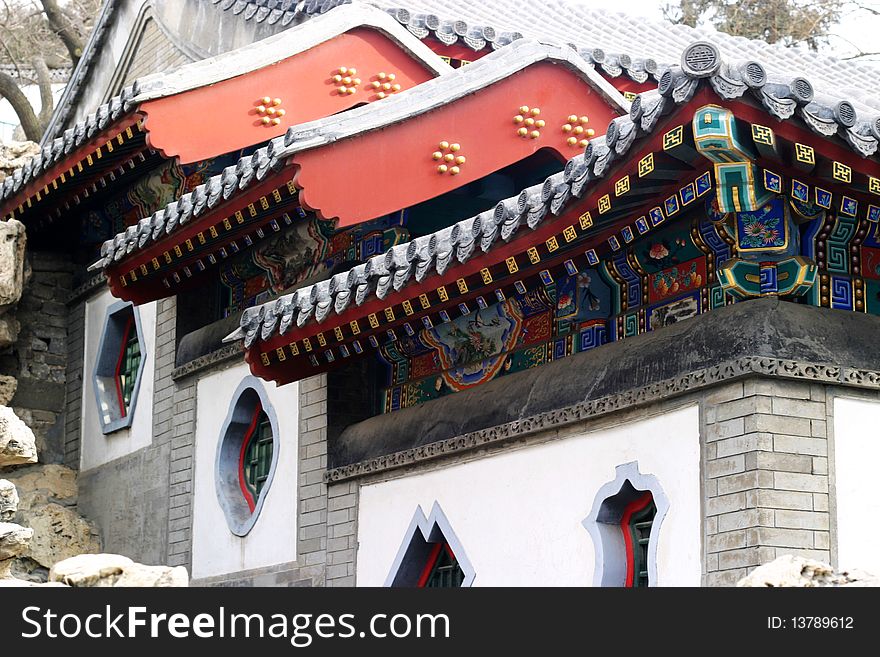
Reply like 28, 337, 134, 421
385, 502, 475, 587
582, 461, 669, 587
92, 301, 146, 434
215, 376, 280, 536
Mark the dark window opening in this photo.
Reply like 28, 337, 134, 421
418, 542, 464, 588
115, 316, 141, 416
622, 492, 656, 588
239, 403, 274, 512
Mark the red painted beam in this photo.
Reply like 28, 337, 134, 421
142, 28, 438, 165
292, 60, 623, 227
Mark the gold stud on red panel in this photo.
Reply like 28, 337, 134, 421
255, 96, 285, 127
370, 71, 403, 100
433, 141, 466, 175
562, 114, 595, 147
513, 106, 545, 139
331, 67, 361, 96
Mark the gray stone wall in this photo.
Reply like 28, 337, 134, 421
702, 379, 831, 586
76, 443, 171, 565
7, 252, 74, 464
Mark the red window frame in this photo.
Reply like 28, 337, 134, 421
620, 491, 654, 587
416, 542, 457, 588
237, 402, 264, 513
113, 316, 135, 417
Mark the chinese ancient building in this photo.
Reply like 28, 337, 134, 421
3, 0, 880, 586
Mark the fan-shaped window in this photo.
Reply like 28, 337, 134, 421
216, 378, 280, 536
93, 302, 146, 434
622, 492, 656, 588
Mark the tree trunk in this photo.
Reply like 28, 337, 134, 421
33, 56, 54, 128
0, 72, 43, 141
40, 0, 84, 67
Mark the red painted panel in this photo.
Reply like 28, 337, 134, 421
293, 61, 623, 226
607, 75, 655, 97
647, 256, 707, 304
422, 38, 492, 64
141, 28, 437, 164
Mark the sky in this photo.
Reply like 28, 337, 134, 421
567, 0, 880, 66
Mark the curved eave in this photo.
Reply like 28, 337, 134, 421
92, 38, 628, 297
231, 70, 880, 385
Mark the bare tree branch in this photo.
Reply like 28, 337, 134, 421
32, 55, 53, 126
0, 70, 43, 141
38, 0, 84, 67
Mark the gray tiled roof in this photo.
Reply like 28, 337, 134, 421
226, 40, 880, 347
41, 0, 122, 143
221, 0, 880, 111
88, 38, 627, 272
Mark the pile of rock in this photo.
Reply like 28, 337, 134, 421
0, 404, 38, 583
737, 554, 878, 587
1, 403, 187, 587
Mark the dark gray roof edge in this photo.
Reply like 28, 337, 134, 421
217, 0, 663, 85
1, 85, 141, 204
41, 0, 121, 145
2, 3, 451, 208
222, 41, 880, 348
87, 37, 628, 273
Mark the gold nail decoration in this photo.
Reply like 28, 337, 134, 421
255, 96, 286, 127
434, 141, 467, 176
515, 106, 543, 139
332, 67, 360, 96
370, 71, 404, 100
563, 114, 592, 146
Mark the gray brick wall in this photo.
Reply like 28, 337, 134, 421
702, 379, 831, 586
120, 17, 192, 88
151, 296, 199, 568
326, 480, 358, 586
4, 252, 74, 464
64, 299, 85, 469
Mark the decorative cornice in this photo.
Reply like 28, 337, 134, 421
171, 341, 245, 381
66, 273, 109, 305
324, 356, 880, 483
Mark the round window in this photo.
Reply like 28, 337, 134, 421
215, 378, 280, 536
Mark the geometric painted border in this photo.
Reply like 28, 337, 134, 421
326, 356, 880, 483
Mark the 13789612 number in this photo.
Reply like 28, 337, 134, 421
790, 617, 853, 629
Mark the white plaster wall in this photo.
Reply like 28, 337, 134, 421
191, 363, 300, 579
832, 396, 880, 574
357, 405, 702, 586
80, 288, 157, 471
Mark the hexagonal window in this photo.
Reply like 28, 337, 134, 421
216, 378, 280, 536
93, 302, 146, 434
